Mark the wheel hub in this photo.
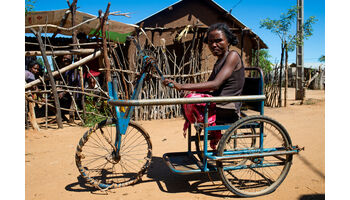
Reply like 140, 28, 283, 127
106, 151, 120, 164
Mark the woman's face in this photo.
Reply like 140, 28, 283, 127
207, 29, 229, 58
30, 64, 40, 75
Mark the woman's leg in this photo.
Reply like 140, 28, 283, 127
216, 107, 239, 125
209, 108, 240, 149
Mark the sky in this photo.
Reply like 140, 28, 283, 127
27, 0, 325, 67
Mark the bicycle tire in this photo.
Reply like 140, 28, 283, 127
75, 118, 152, 189
216, 115, 293, 197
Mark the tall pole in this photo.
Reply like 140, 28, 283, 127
69, 0, 78, 122
295, 0, 305, 100
279, 42, 284, 107
31, 28, 63, 128
100, 3, 111, 91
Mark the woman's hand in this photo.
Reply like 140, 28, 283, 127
163, 79, 182, 90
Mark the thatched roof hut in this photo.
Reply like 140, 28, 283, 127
133, 0, 268, 70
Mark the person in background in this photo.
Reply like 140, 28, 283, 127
77, 32, 104, 88
25, 60, 40, 83
54, 54, 75, 122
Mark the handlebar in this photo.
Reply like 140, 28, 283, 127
109, 95, 266, 106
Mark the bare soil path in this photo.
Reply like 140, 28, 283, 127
25, 88, 325, 200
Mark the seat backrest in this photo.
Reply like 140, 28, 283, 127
241, 67, 264, 113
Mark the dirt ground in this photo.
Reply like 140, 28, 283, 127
25, 88, 325, 200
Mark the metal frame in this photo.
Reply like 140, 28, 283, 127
107, 59, 301, 175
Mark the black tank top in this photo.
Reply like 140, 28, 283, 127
207, 51, 245, 111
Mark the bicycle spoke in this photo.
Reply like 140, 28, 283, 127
217, 116, 293, 197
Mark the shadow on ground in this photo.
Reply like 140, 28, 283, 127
145, 156, 237, 198
65, 156, 239, 198
65, 175, 99, 193
66, 156, 312, 198
299, 194, 325, 200
296, 155, 325, 180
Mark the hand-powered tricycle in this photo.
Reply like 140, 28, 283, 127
75, 37, 303, 197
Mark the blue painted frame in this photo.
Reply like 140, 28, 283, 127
107, 57, 298, 174
107, 55, 150, 153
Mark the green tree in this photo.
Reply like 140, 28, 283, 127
260, 6, 317, 106
318, 55, 325, 63
25, 0, 36, 15
36, 57, 44, 67
251, 49, 273, 74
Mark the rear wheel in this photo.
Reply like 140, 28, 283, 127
75, 118, 152, 189
216, 115, 293, 197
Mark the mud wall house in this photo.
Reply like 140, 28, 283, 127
288, 63, 325, 90
130, 0, 268, 77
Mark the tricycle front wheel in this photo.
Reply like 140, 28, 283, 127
75, 119, 152, 190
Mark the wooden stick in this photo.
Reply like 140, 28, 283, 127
26, 89, 107, 99
79, 67, 86, 120
31, 27, 63, 128
69, 0, 78, 123
26, 95, 40, 131
51, 9, 71, 38
40, 77, 49, 129
284, 49, 288, 107
25, 99, 30, 129
110, 47, 129, 99
25, 16, 99, 32
25, 42, 71, 49
25, 49, 97, 56
100, 3, 112, 88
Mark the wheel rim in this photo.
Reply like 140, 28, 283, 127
76, 119, 152, 189
217, 116, 292, 197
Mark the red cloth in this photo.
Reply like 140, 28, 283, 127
84, 59, 101, 78
182, 93, 221, 149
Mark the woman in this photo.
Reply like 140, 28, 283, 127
163, 23, 245, 124
25, 60, 40, 83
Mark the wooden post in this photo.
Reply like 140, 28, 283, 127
284, 46, 288, 107
31, 28, 63, 129
25, 49, 97, 56
25, 99, 30, 130
240, 29, 245, 64
254, 38, 260, 68
278, 42, 285, 107
69, 0, 78, 123
100, 3, 112, 91
79, 67, 86, 119
319, 65, 324, 90
27, 95, 40, 131
51, 9, 71, 38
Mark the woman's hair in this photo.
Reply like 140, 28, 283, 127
204, 23, 238, 46
28, 60, 39, 69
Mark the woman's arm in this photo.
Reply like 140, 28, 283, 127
163, 51, 242, 91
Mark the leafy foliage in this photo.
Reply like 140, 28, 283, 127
36, 57, 44, 67
251, 49, 273, 74
260, 6, 298, 39
318, 55, 325, 63
84, 96, 113, 127
260, 6, 317, 105
25, 0, 36, 15
260, 6, 317, 52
